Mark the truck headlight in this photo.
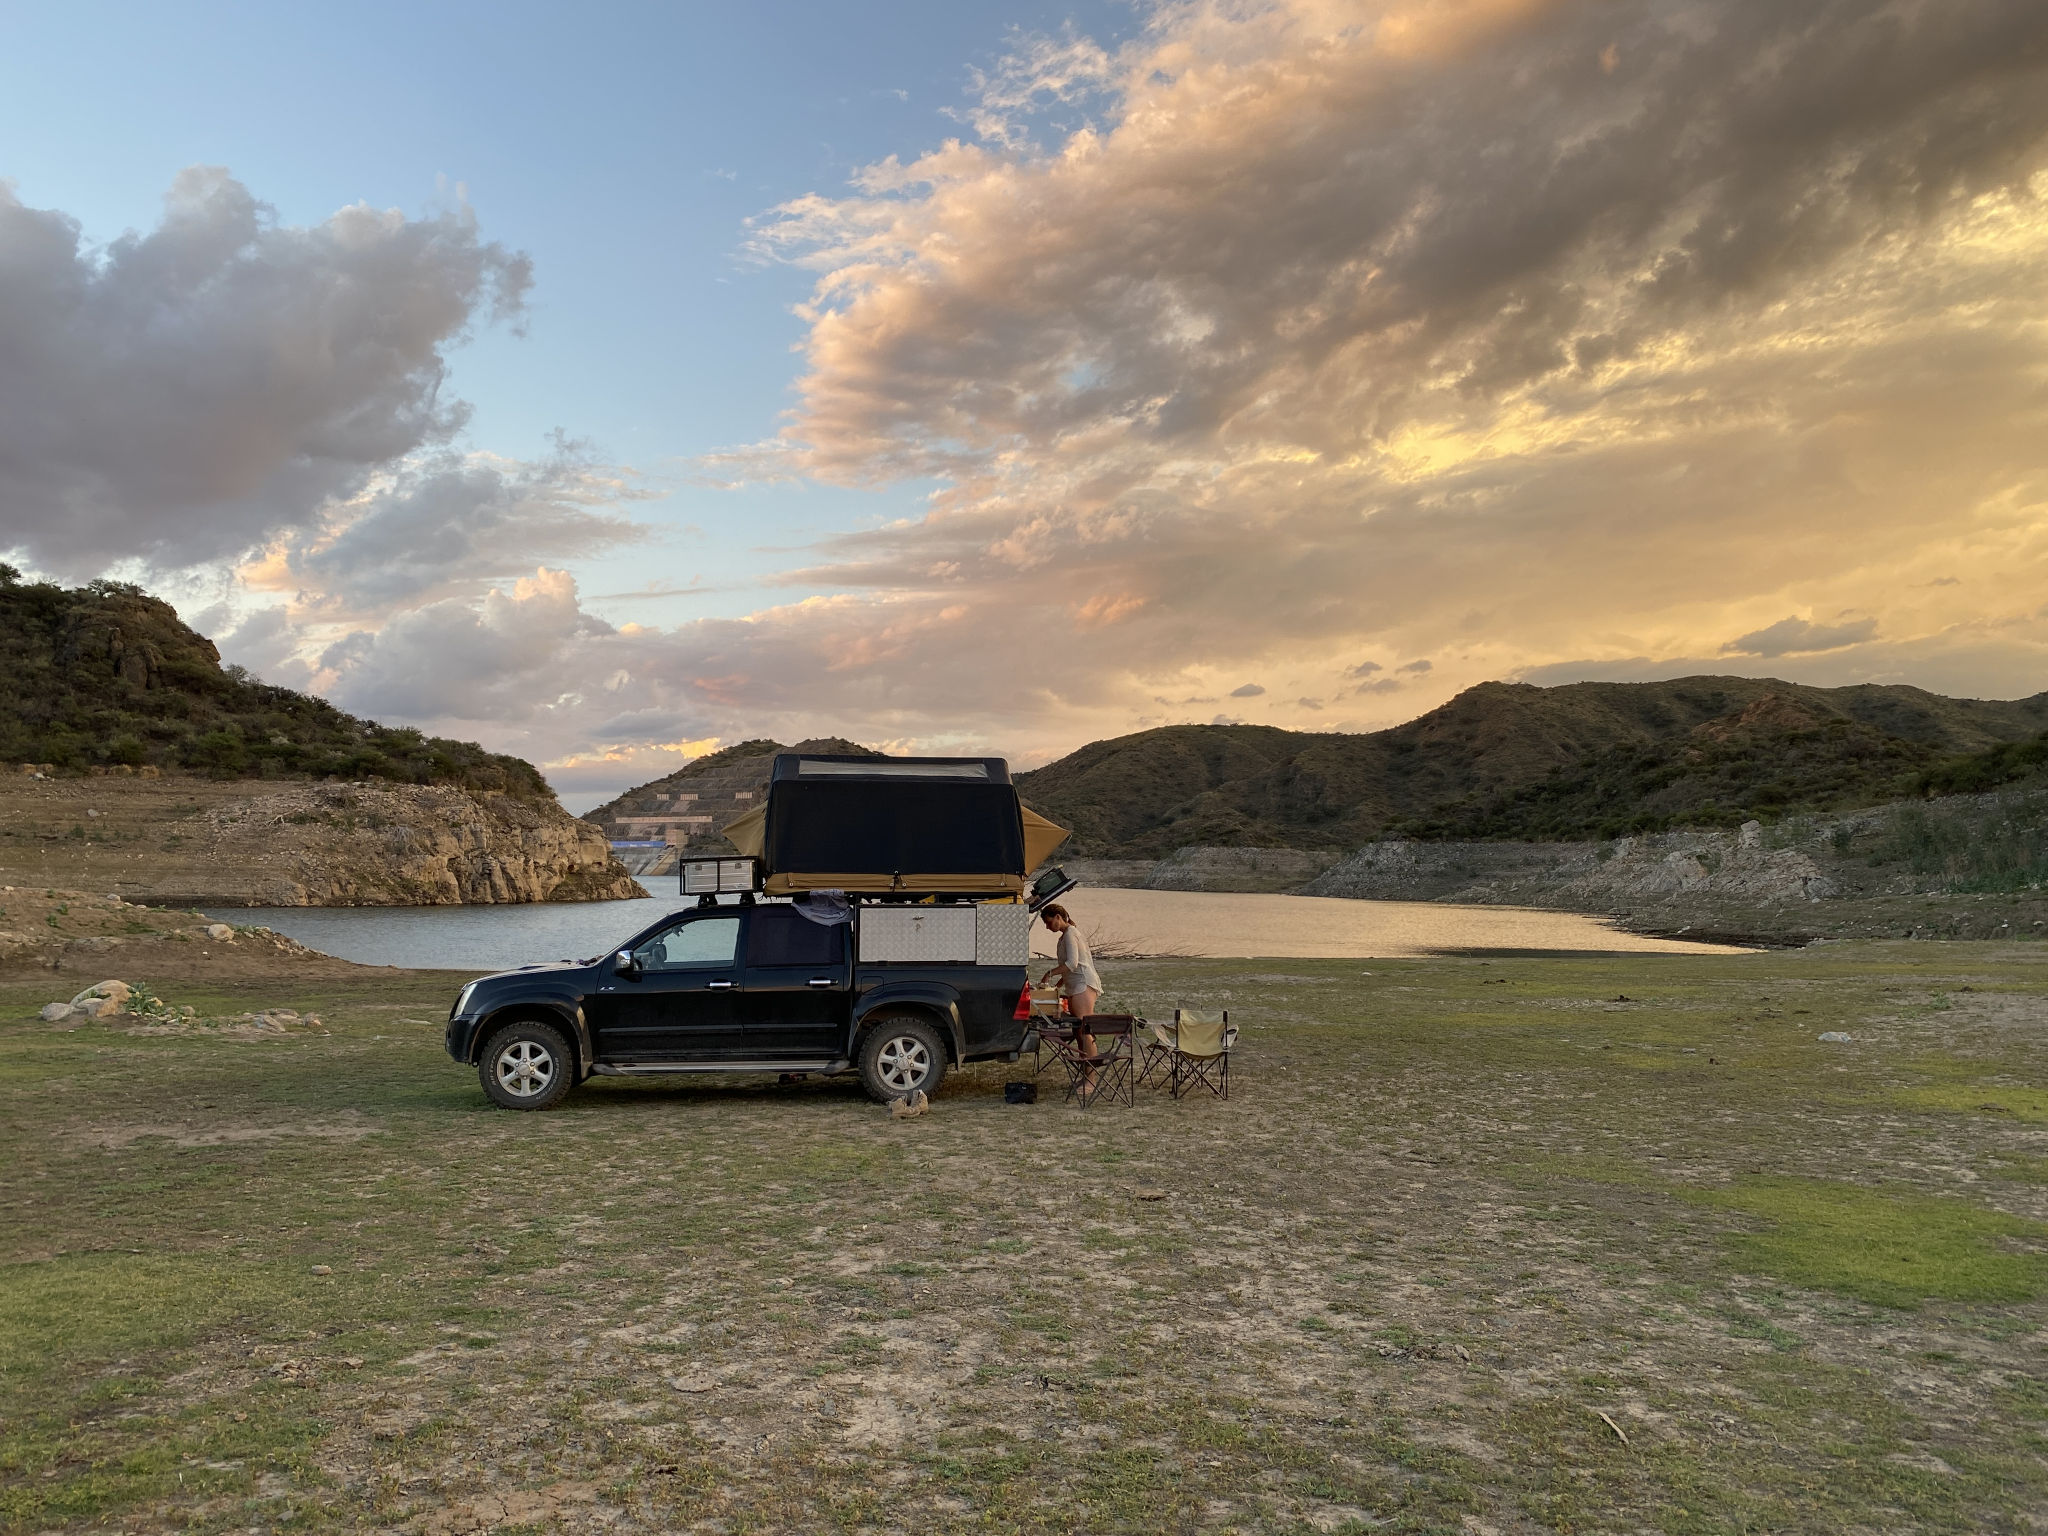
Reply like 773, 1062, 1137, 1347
453, 982, 478, 1018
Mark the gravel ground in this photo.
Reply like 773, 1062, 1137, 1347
3, 940, 2045, 1533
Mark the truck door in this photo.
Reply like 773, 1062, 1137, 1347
589, 911, 746, 1061
740, 904, 851, 1059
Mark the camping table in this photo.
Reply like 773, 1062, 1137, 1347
1028, 1012, 1139, 1105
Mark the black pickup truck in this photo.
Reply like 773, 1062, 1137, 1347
444, 899, 1034, 1109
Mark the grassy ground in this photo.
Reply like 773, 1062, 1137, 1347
3, 942, 2045, 1534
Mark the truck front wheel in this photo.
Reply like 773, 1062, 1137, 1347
480, 1020, 575, 1110
858, 1015, 948, 1103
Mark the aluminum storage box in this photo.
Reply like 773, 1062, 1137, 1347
974, 903, 1031, 966
857, 906, 978, 963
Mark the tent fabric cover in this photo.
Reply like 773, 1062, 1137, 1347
768, 754, 1022, 878
714, 758, 1069, 895
722, 804, 766, 859
1020, 806, 1068, 871
765, 870, 1025, 896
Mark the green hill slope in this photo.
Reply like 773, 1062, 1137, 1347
1016, 678, 2048, 856
0, 567, 551, 799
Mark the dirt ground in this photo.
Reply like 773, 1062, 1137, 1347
0, 776, 325, 905
2, 937, 2045, 1533
0, 884, 365, 981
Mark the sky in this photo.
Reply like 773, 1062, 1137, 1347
3, 0, 2046, 812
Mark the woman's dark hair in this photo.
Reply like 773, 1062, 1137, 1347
1039, 903, 1071, 924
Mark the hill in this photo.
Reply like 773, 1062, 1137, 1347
582, 737, 882, 861
0, 566, 549, 799
1014, 677, 2048, 856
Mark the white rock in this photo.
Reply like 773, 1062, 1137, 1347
1818, 1031, 1854, 1043
39, 1002, 77, 1022
204, 923, 235, 941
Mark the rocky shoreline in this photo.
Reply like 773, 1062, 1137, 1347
0, 773, 645, 908
1057, 788, 2048, 945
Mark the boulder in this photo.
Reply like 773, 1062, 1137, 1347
39, 1002, 76, 1022
71, 979, 133, 1011
204, 923, 235, 941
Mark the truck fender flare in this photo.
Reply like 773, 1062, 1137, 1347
853, 986, 964, 1064
473, 1001, 591, 1078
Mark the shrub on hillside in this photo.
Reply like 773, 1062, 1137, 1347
0, 568, 552, 800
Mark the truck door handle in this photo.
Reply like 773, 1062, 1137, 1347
708, 979, 734, 990
808, 978, 834, 987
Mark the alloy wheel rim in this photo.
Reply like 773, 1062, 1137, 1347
496, 1039, 556, 1097
877, 1036, 930, 1091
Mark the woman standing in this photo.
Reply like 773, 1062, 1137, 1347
1038, 903, 1103, 1091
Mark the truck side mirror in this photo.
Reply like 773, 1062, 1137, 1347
613, 949, 641, 979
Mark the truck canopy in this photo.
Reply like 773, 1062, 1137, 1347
721, 753, 1069, 896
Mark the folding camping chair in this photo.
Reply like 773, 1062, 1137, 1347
1038, 1014, 1136, 1107
1169, 1009, 1234, 1100
1136, 1016, 1178, 1088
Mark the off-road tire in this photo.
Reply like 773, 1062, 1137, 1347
858, 1015, 948, 1104
479, 1019, 575, 1111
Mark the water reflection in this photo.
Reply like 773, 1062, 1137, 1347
209, 881, 1743, 971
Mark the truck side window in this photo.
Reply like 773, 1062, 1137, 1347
639, 915, 740, 971
745, 906, 844, 968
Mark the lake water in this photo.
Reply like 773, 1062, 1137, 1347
207, 883, 1745, 971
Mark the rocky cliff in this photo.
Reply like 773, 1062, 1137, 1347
0, 773, 645, 907
1059, 788, 2048, 943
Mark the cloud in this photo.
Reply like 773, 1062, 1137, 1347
241, 443, 648, 613
1229, 682, 1266, 697
52, 4, 2048, 812
311, 567, 616, 722
0, 168, 530, 574
1722, 614, 1880, 657
702, 0, 2048, 761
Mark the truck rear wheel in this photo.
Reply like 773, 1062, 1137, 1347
858, 1015, 947, 1104
480, 1019, 574, 1110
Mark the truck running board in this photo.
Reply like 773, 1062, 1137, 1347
590, 1059, 851, 1077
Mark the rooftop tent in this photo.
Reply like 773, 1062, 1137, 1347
1021, 805, 1067, 871
748, 754, 1067, 896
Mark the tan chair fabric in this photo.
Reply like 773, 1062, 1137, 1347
1147, 1019, 1179, 1053
1174, 1009, 1226, 1058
